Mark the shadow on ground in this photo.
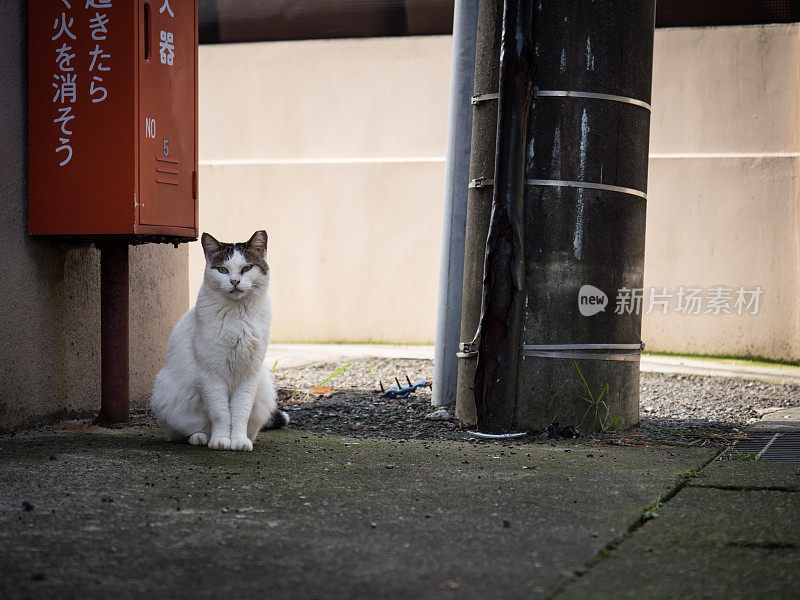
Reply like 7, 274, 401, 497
1, 417, 798, 599
0, 421, 708, 599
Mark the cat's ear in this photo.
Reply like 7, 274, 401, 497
201, 232, 221, 257
247, 230, 268, 257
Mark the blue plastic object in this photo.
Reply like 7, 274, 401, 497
382, 380, 430, 399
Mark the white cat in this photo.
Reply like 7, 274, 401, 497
150, 230, 288, 451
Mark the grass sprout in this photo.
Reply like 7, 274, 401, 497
318, 361, 353, 386
574, 361, 615, 431
642, 496, 662, 520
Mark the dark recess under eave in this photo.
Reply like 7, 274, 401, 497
199, 0, 800, 44
199, 0, 454, 44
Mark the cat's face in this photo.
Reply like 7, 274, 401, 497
200, 231, 269, 301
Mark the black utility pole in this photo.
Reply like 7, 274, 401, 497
456, 0, 656, 434
516, 0, 656, 432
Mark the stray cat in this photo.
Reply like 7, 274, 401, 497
150, 230, 288, 451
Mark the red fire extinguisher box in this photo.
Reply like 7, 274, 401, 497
28, 0, 198, 240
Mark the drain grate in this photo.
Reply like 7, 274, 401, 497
719, 432, 800, 462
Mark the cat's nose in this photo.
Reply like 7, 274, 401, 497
230, 278, 240, 287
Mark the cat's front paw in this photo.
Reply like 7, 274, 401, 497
188, 432, 208, 446
208, 436, 231, 450
230, 436, 253, 452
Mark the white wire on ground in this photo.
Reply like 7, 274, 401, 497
467, 431, 528, 439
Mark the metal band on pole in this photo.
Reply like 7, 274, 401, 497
469, 178, 647, 200
520, 350, 641, 362
526, 179, 647, 200
522, 343, 645, 351
534, 89, 652, 111
520, 343, 644, 362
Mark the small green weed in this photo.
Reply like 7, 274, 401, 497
549, 379, 569, 423
551, 379, 569, 403
605, 416, 627, 430
574, 361, 615, 431
367, 365, 382, 386
318, 361, 352, 386
642, 496, 662, 520
729, 451, 758, 461
678, 469, 705, 479
548, 363, 628, 432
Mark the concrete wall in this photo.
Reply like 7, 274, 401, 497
196, 36, 451, 343
196, 27, 800, 361
644, 25, 800, 361
0, 0, 190, 431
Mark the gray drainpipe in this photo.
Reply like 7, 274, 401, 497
432, 0, 480, 407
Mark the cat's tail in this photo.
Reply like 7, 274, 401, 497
263, 408, 290, 430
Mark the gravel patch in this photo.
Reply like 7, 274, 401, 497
273, 358, 800, 446
640, 372, 800, 424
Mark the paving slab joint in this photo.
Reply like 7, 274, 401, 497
547, 451, 721, 598
689, 483, 800, 493
727, 541, 800, 551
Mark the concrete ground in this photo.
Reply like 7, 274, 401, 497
1, 420, 798, 599
751, 406, 800, 432
2, 345, 798, 598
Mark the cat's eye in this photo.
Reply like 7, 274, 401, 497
241, 265, 253, 273
216, 266, 229, 274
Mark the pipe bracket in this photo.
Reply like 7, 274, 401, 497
469, 177, 495, 189
471, 92, 499, 104
457, 341, 479, 359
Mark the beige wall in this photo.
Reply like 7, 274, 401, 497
195, 36, 452, 342
0, 2, 189, 432
196, 27, 800, 361
198, 162, 443, 342
1, 237, 188, 432
644, 25, 800, 361
58, 245, 189, 417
